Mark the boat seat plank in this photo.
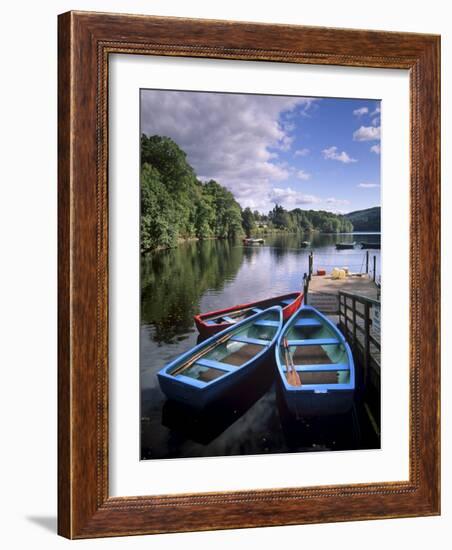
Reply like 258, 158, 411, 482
286, 371, 339, 385
288, 338, 339, 346
282, 363, 349, 372
253, 320, 280, 327
196, 358, 237, 372
221, 316, 237, 324
231, 335, 269, 346
294, 318, 322, 328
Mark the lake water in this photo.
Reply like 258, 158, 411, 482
141, 232, 381, 459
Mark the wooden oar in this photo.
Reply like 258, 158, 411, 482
171, 331, 234, 377
283, 338, 302, 386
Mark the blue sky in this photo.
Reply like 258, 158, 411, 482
141, 90, 381, 214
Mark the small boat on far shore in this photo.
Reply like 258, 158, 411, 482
275, 305, 355, 417
158, 306, 283, 409
243, 237, 265, 245
336, 242, 355, 250
194, 291, 303, 337
360, 242, 381, 249
300, 241, 310, 248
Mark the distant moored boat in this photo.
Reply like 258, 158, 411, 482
335, 242, 355, 250
360, 242, 381, 249
243, 237, 265, 245
300, 241, 310, 248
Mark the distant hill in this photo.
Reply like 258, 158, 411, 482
345, 206, 381, 232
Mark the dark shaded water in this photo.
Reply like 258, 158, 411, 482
141, 233, 380, 460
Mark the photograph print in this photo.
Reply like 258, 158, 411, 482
140, 89, 381, 460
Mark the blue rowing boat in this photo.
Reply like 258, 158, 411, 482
158, 306, 283, 409
275, 305, 355, 417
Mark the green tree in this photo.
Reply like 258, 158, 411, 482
269, 204, 290, 229
242, 207, 256, 237
203, 180, 243, 238
140, 163, 178, 251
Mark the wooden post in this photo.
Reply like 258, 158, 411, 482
366, 250, 369, 274
344, 296, 348, 334
309, 252, 313, 280
364, 302, 370, 386
373, 255, 377, 282
352, 296, 357, 348
303, 273, 308, 305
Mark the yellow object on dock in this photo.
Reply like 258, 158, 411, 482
331, 268, 346, 280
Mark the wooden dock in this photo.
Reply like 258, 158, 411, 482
306, 273, 379, 315
305, 273, 380, 369
304, 272, 381, 437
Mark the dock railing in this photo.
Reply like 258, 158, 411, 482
338, 290, 381, 386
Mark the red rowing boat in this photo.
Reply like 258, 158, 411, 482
194, 291, 303, 338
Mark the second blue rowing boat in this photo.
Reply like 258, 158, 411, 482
276, 305, 355, 417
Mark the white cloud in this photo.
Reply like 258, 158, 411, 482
353, 107, 369, 117
322, 146, 357, 164
353, 125, 381, 141
326, 197, 350, 205
294, 147, 310, 157
296, 170, 311, 180
141, 90, 318, 211
371, 107, 381, 116
358, 182, 380, 188
370, 144, 381, 154
278, 134, 294, 151
372, 117, 380, 127
269, 187, 320, 208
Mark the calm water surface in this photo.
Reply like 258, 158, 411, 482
140, 233, 380, 459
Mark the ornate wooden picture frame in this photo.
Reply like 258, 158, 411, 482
58, 11, 440, 538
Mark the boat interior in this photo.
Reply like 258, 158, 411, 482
280, 308, 351, 386
204, 295, 297, 325
172, 309, 281, 383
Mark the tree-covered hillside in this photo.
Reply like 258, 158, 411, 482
345, 206, 381, 232
141, 135, 243, 252
245, 205, 353, 234
141, 134, 356, 251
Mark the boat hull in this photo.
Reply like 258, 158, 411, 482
159, 348, 274, 410
360, 243, 381, 249
243, 238, 265, 245
194, 291, 303, 338
282, 384, 354, 417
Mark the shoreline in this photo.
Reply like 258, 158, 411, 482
141, 230, 381, 254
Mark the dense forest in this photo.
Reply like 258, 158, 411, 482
242, 205, 353, 236
345, 207, 381, 232
141, 135, 354, 252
